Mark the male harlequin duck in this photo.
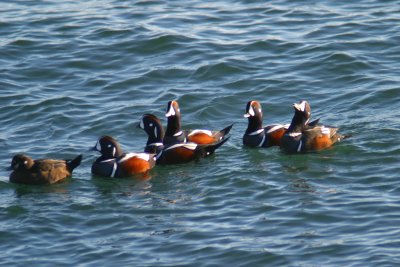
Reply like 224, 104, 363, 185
155, 137, 230, 165
138, 113, 230, 165
280, 100, 348, 153
92, 136, 156, 177
9, 154, 82, 185
164, 100, 233, 146
138, 114, 165, 154
243, 100, 320, 147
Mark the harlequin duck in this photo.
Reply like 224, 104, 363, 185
243, 100, 320, 147
280, 100, 348, 153
92, 136, 156, 177
138, 114, 165, 154
138, 113, 230, 165
164, 100, 233, 146
156, 137, 230, 165
9, 154, 82, 185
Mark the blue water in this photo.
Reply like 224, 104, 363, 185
1, 0, 400, 266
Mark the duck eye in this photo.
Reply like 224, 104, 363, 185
149, 123, 153, 127
107, 144, 112, 148
24, 161, 28, 165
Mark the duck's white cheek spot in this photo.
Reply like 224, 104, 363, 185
154, 127, 158, 138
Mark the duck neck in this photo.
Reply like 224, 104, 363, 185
245, 116, 263, 134
287, 112, 305, 134
147, 125, 165, 145
165, 115, 181, 136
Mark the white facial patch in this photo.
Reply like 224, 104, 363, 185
154, 127, 158, 138
165, 104, 176, 117
24, 161, 28, 165
299, 101, 306, 112
112, 147, 116, 157
96, 140, 101, 151
248, 104, 256, 117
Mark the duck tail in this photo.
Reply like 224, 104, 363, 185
308, 118, 320, 127
219, 124, 234, 136
335, 133, 352, 143
200, 135, 230, 157
66, 155, 83, 171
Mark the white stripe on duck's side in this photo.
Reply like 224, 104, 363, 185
321, 126, 331, 135
119, 153, 151, 162
266, 124, 288, 134
188, 129, 213, 136
164, 143, 198, 151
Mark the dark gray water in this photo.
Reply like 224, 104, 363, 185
1, 0, 400, 266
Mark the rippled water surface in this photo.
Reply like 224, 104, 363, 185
1, 0, 400, 266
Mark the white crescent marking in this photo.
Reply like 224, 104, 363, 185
119, 153, 150, 162
111, 162, 117, 178
297, 140, 303, 152
266, 124, 287, 134
188, 129, 213, 136
249, 128, 264, 135
165, 143, 197, 151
